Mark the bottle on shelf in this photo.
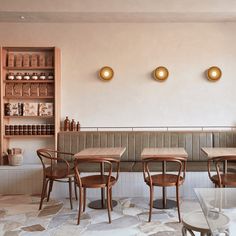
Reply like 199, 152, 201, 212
64, 116, 70, 131
77, 121, 80, 131
70, 119, 76, 131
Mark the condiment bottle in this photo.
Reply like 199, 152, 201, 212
76, 122, 80, 131
70, 119, 76, 131
64, 116, 70, 131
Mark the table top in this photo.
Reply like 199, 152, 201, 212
201, 147, 236, 159
141, 147, 188, 160
195, 188, 236, 235
74, 147, 126, 161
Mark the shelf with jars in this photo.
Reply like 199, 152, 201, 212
0, 46, 61, 165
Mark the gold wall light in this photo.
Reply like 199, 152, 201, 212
99, 66, 114, 81
153, 66, 169, 81
207, 66, 222, 81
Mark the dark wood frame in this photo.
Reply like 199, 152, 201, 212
142, 156, 187, 222
74, 157, 120, 225
37, 148, 77, 210
207, 155, 236, 187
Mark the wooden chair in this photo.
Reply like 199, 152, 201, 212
37, 148, 78, 210
207, 155, 236, 187
74, 157, 120, 225
142, 156, 187, 222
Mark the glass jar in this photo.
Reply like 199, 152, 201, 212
47, 73, 54, 80
23, 72, 30, 80
15, 72, 23, 80
7, 72, 15, 80
31, 72, 38, 80
39, 72, 46, 80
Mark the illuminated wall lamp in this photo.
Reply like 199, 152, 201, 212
207, 66, 222, 81
99, 66, 114, 81
153, 66, 169, 81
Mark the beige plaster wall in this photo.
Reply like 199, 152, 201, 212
0, 22, 236, 161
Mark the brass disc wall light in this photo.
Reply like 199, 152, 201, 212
99, 66, 114, 81
153, 66, 169, 81
207, 66, 222, 81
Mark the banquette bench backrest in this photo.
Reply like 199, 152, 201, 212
58, 131, 236, 171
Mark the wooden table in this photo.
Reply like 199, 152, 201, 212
201, 147, 236, 158
141, 147, 188, 209
201, 147, 236, 173
74, 147, 126, 209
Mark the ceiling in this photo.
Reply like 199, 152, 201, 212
1, 0, 236, 23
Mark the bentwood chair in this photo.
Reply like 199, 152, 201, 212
37, 149, 78, 210
74, 157, 120, 225
142, 156, 187, 222
207, 155, 236, 187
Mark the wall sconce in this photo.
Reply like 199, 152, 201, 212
153, 66, 169, 81
207, 66, 222, 81
99, 66, 114, 81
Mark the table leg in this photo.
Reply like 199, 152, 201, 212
88, 162, 118, 209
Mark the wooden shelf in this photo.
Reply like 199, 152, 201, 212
4, 135, 54, 138
4, 116, 54, 119
4, 96, 54, 99
4, 66, 54, 70
4, 80, 54, 83
0, 46, 61, 165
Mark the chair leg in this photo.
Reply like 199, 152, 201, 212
106, 187, 112, 223
77, 187, 83, 225
39, 178, 49, 210
74, 178, 78, 201
47, 180, 54, 202
68, 177, 73, 209
149, 186, 154, 222
176, 185, 181, 223
110, 188, 113, 211
83, 188, 86, 212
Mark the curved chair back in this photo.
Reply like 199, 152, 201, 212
37, 148, 74, 179
142, 156, 187, 185
74, 157, 120, 188
208, 155, 236, 187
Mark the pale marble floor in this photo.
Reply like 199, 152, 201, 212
0, 195, 202, 236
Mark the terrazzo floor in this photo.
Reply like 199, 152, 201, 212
0, 194, 202, 236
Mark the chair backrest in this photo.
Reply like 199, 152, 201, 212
74, 157, 120, 188
37, 148, 74, 178
142, 156, 187, 185
208, 155, 236, 186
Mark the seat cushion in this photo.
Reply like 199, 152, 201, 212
211, 174, 236, 186
145, 174, 184, 186
81, 175, 116, 188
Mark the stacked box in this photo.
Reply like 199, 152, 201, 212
39, 103, 53, 116
23, 102, 38, 116
15, 54, 23, 67
8, 53, 15, 67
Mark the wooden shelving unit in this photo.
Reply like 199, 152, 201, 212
3, 80, 54, 83
4, 135, 54, 138
4, 116, 54, 119
0, 46, 61, 165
